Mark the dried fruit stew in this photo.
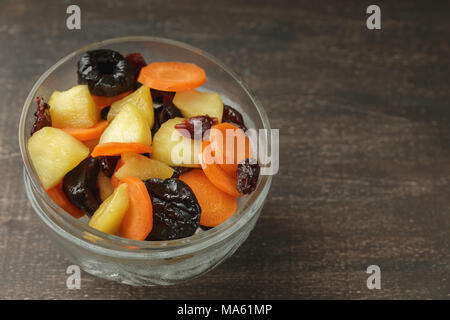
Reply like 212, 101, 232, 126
28, 49, 259, 241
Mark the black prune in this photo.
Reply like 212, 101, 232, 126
144, 178, 201, 241
150, 89, 175, 105
125, 53, 147, 89
151, 106, 163, 137
237, 158, 260, 194
31, 96, 51, 135
100, 106, 110, 120
77, 49, 134, 97
158, 104, 182, 125
171, 166, 193, 178
63, 157, 101, 216
151, 101, 182, 137
222, 104, 247, 131
97, 156, 119, 177
175, 115, 219, 140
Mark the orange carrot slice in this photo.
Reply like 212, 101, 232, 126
91, 90, 133, 109
199, 141, 242, 197
209, 122, 252, 176
62, 120, 109, 141
119, 177, 153, 240
91, 142, 152, 157
137, 62, 206, 92
110, 159, 124, 188
46, 182, 85, 219
180, 169, 237, 227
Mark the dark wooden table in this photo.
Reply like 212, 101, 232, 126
0, 0, 448, 299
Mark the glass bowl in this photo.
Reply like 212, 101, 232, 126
18, 36, 272, 286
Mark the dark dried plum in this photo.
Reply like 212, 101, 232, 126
151, 107, 162, 137
100, 106, 110, 120
237, 158, 260, 194
63, 157, 101, 216
97, 156, 119, 177
150, 89, 175, 105
151, 101, 182, 137
158, 104, 182, 125
171, 166, 193, 178
125, 53, 147, 89
31, 96, 51, 135
223, 104, 247, 131
144, 178, 201, 240
77, 49, 134, 97
175, 115, 219, 140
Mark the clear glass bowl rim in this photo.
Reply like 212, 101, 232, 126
18, 36, 272, 258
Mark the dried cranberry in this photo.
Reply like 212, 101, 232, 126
62, 157, 101, 216
31, 97, 51, 135
237, 158, 260, 194
125, 53, 147, 88
97, 156, 119, 177
174, 115, 218, 140
77, 49, 134, 97
223, 105, 247, 131
144, 178, 201, 240
171, 166, 193, 178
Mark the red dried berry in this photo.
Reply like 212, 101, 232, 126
31, 96, 51, 135
237, 158, 260, 194
223, 104, 247, 131
174, 115, 219, 140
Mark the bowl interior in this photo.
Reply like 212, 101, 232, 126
19, 36, 272, 252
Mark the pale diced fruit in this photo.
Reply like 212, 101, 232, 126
88, 183, 129, 235
48, 85, 100, 128
99, 103, 152, 145
173, 89, 224, 122
97, 171, 114, 202
27, 127, 90, 190
152, 118, 201, 167
114, 152, 174, 181
108, 86, 154, 129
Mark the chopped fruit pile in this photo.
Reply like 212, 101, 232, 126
27, 48, 260, 241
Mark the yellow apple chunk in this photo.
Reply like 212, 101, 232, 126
88, 183, 129, 235
99, 103, 152, 145
108, 86, 154, 129
48, 85, 100, 128
97, 171, 114, 201
173, 89, 224, 122
152, 117, 201, 168
27, 127, 90, 190
114, 152, 174, 181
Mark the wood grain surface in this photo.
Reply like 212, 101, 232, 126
0, 0, 449, 299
